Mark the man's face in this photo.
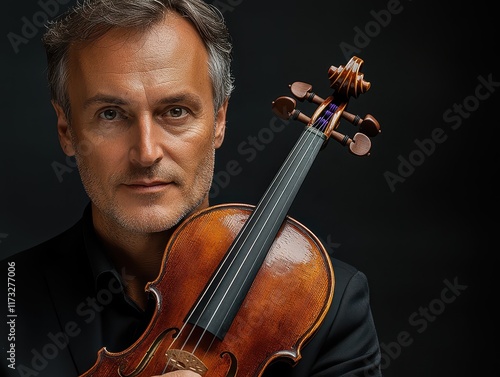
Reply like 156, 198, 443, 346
55, 14, 227, 234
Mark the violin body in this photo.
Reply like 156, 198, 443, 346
81, 203, 334, 377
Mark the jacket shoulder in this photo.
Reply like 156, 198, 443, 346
4, 219, 85, 266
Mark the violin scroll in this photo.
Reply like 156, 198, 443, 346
328, 56, 371, 99
272, 56, 381, 156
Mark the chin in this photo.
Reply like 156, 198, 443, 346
122, 216, 179, 234
110, 204, 183, 234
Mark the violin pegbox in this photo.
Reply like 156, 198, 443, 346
271, 56, 380, 157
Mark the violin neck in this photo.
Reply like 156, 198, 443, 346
252, 126, 326, 227
188, 126, 326, 339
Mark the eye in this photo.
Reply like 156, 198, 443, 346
167, 107, 188, 118
99, 109, 120, 121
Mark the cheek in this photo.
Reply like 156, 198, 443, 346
181, 139, 214, 171
76, 140, 124, 176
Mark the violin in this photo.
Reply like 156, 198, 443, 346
80, 56, 381, 377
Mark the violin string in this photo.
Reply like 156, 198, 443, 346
180, 128, 319, 361
182, 125, 319, 355
160, 105, 335, 370
203, 132, 319, 347
192, 108, 333, 353
194, 107, 335, 350
162, 356, 173, 374
191, 128, 318, 354
168, 125, 314, 347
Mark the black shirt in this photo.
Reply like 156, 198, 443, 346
80, 204, 155, 353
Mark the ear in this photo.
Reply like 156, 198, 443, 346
214, 99, 229, 149
52, 101, 75, 156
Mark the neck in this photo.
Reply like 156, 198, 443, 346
91, 206, 174, 310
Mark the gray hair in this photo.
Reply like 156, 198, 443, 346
42, 0, 234, 119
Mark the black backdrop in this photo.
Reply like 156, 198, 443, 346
1, 0, 497, 376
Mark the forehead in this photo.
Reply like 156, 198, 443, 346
66, 13, 211, 102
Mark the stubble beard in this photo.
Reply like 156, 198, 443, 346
74, 148, 216, 235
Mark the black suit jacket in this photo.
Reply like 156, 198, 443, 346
1, 210, 381, 377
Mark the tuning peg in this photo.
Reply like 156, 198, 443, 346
271, 96, 310, 124
271, 96, 371, 156
342, 113, 381, 138
289, 81, 381, 137
333, 132, 371, 157
289, 82, 323, 105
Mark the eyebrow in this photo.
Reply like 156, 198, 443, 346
156, 93, 203, 108
83, 93, 203, 109
83, 95, 128, 110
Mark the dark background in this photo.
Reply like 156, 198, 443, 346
1, 0, 497, 376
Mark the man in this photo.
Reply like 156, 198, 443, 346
1, 0, 382, 376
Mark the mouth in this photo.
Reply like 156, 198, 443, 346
122, 180, 171, 194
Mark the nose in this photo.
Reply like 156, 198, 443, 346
129, 115, 164, 167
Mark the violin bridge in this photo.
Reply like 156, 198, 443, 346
165, 349, 208, 375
